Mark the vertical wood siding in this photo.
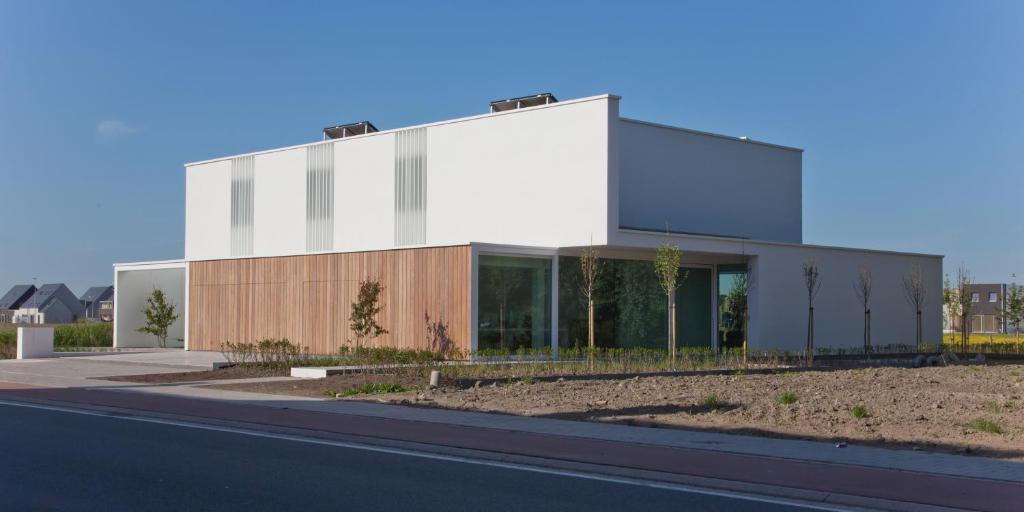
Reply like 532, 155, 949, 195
187, 246, 471, 355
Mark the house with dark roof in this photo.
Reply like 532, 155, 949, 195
14, 283, 86, 324
79, 286, 114, 321
0, 284, 37, 323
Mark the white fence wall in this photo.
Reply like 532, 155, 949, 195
114, 265, 186, 348
748, 244, 943, 352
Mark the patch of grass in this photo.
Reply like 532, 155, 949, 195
851, 405, 869, 418
969, 418, 1003, 434
506, 376, 535, 386
984, 402, 1004, 414
777, 391, 798, 405
340, 382, 408, 396
702, 394, 723, 409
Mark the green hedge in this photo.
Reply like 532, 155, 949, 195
0, 323, 113, 349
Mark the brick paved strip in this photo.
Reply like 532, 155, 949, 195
1, 385, 1020, 512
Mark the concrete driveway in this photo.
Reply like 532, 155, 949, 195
0, 350, 226, 388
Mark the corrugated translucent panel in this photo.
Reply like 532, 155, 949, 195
306, 143, 334, 252
394, 128, 427, 246
230, 155, 255, 256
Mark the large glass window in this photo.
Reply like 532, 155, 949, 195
558, 257, 714, 350
477, 255, 551, 351
559, 257, 666, 350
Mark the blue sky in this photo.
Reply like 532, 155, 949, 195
1, 0, 1021, 294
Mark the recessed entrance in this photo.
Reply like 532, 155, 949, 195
676, 267, 713, 349
717, 264, 749, 351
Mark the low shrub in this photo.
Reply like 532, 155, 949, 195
702, 394, 723, 409
0, 323, 113, 350
340, 381, 408, 396
851, 405, 869, 418
221, 338, 307, 368
777, 392, 798, 405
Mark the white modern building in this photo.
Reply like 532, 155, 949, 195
114, 93, 943, 355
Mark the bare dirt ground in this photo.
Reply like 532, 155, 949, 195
206, 363, 1024, 459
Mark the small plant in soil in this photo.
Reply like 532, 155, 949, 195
777, 392, 798, 405
851, 405, 869, 418
984, 402, 1004, 414
341, 382, 408, 397
969, 418, 1003, 434
702, 394, 723, 409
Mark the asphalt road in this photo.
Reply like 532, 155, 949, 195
0, 403, 821, 512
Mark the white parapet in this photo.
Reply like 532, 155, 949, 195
17, 327, 54, 359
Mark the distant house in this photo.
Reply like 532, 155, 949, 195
79, 286, 114, 321
97, 300, 114, 322
13, 283, 86, 324
945, 283, 1009, 334
0, 284, 37, 324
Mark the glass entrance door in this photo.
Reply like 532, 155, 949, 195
717, 265, 748, 351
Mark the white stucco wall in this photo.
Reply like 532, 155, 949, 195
182, 95, 616, 261
334, 133, 395, 252
253, 148, 306, 256
427, 96, 612, 248
114, 264, 186, 348
617, 120, 803, 243
184, 159, 230, 261
747, 244, 943, 352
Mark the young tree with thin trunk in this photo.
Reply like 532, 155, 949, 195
577, 241, 602, 368
955, 266, 974, 352
942, 274, 959, 347
1001, 283, 1024, 349
350, 278, 388, 350
726, 265, 754, 364
802, 259, 822, 366
902, 264, 927, 351
853, 267, 872, 356
654, 242, 686, 364
137, 288, 179, 349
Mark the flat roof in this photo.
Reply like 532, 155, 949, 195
620, 118, 803, 153
185, 93, 802, 167
616, 227, 943, 259
185, 94, 618, 167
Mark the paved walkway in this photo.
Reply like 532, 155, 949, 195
0, 350, 227, 388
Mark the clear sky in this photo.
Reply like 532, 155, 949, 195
1, 0, 1021, 294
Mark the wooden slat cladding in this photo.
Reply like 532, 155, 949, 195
188, 246, 472, 355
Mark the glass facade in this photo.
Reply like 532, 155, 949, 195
477, 255, 551, 351
558, 256, 713, 350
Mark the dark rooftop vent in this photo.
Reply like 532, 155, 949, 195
323, 121, 378, 140
489, 93, 558, 113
